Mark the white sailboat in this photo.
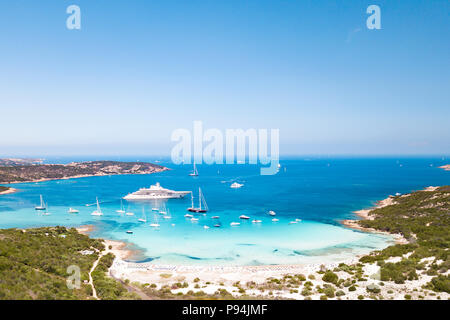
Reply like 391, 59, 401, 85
41, 202, 51, 216
138, 207, 147, 222
125, 203, 134, 216
35, 195, 46, 210
149, 210, 160, 227
68, 208, 79, 214
116, 200, 125, 214
159, 202, 167, 215
268, 210, 276, 216
189, 161, 199, 176
91, 197, 103, 216
163, 209, 172, 219
187, 188, 208, 213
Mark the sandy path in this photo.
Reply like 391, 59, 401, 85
88, 252, 104, 300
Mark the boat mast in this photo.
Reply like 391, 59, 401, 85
96, 197, 101, 213
191, 191, 194, 208
202, 190, 208, 211
198, 188, 202, 210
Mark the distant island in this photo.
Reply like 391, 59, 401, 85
0, 158, 43, 166
439, 165, 450, 171
0, 160, 168, 184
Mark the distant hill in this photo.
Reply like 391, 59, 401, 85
0, 160, 168, 184
0, 158, 43, 166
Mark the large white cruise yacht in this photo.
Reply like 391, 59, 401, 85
123, 182, 190, 200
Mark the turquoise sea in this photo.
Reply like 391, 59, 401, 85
0, 157, 449, 266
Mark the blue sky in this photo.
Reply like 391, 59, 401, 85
0, 0, 449, 156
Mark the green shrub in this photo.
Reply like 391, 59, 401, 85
322, 271, 339, 285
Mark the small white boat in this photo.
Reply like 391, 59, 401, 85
138, 208, 147, 223
289, 221, 298, 224
214, 224, 221, 228
239, 215, 250, 220
252, 220, 262, 223
35, 195, 46, 210
159, 202, 167, 215
295, 218, 302, 222
184, 214, 194, 218
230, 222, 240, 226
116, 200, 126, 214
212, 216, 220, 219
203, 225, 210, 229
152, 207, 159, 211
191, 217, 199, 222
91, 198, 103, 216
68, 208, 79, 214
163, 209, 172, 219
268, 210, 276, 216
189, 161, 199, 176
272, 218, 279, 222
149, 223, 160, 228
230, 182, 244, 189
126, 230, 133, 234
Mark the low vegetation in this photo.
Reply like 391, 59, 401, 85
357, 187, 450, 293
0, 227, 103, 299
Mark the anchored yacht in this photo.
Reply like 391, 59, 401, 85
124, 183, 190, 200
230, 182, 244, 189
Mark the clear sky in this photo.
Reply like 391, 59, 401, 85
0, 0, 449, 156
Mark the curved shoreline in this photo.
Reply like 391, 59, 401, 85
340, 196, 408, 245
76, 194, 406, 270
339, 186, 441, 245
0, 187, 18, 195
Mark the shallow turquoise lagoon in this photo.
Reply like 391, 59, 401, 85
0, 157, 448, 265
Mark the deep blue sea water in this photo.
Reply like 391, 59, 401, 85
0, 157, 448, 266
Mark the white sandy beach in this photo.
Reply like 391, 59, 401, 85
76, 187, 449, 300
